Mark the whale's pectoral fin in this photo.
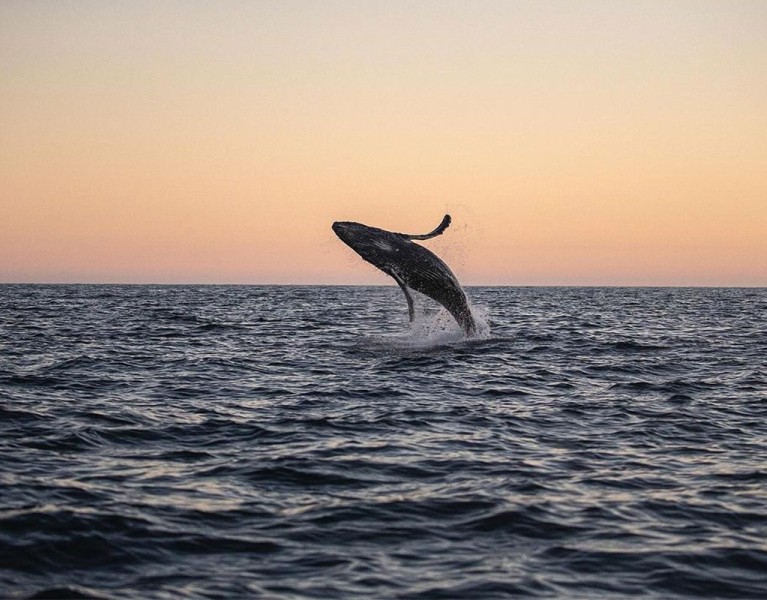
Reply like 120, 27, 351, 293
391, 273, 415, 322
396, 214, 451, 241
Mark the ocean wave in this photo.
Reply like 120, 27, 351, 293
1, 285, 764, 599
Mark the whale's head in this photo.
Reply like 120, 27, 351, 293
332, 221, 403, 269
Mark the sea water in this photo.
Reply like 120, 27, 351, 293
1, 285, 765, 598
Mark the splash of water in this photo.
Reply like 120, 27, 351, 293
371, 297, 491, 351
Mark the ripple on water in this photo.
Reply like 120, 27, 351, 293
0, 285, 765, 599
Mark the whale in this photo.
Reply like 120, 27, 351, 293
332, 215, 477, 334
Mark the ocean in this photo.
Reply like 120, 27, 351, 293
0, 284, 765, 599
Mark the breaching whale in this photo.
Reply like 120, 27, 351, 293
332, 215, 477, 334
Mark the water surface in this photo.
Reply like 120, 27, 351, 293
1, 285, 765, 598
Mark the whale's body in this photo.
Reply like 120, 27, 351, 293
332, 215, 476, 334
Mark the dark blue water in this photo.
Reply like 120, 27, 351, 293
1, 285, 765, 599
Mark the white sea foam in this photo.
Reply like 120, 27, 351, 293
373, 298, 491, 350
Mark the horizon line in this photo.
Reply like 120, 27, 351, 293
1, 282, 764, 289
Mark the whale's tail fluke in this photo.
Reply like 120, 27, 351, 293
397, 214, 451, 241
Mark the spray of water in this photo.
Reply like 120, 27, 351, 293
368, 294, 491, 351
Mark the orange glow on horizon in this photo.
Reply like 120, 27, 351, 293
1, 1, 765, 286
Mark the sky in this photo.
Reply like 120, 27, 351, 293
1, 0, 765, 286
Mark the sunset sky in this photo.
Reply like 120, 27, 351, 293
2, 1, 765, 285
